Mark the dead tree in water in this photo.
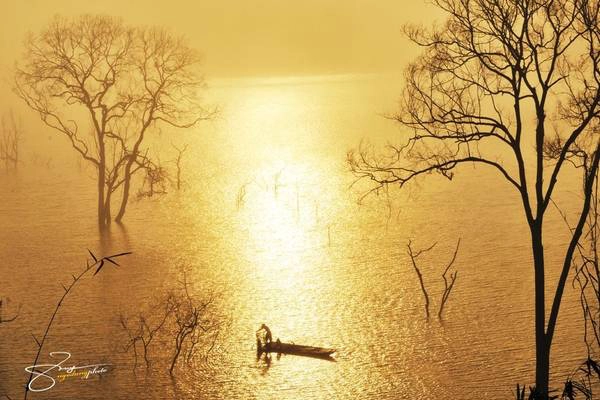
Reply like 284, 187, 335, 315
118, 268, 221, 377
0, 111, 22, 170
136, 155, 169, 199
438, 239, 460, 319
16, 15, 214, 227
407, 240, 434, 319
119, 294, 176, 371
172, 143, 188, 190
406, 239, 460, 320
236, 181, 251, 209
170, 272, 201, 375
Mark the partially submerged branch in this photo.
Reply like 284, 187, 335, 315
0, 298, 20, 324
172, 143, 188, 191
407, 240, 434, 320
406, 238, 461, 320
439, 238, 461, 319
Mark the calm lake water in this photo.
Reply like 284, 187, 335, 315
0, 73, 589, 399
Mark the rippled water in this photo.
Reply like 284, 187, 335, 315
0, 74, 589, 399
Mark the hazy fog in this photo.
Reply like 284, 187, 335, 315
0, 1, 444, 81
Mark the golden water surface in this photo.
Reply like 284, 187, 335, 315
0, 74, 588, 399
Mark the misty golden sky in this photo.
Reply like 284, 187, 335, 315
1, 0, 443, 80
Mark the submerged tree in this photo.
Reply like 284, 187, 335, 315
349, 0, 600, 397
406, 239, 460, 320
15, 15, 214, 227
0, 110, 22, 170
118, 268, 221, 377
171, 143, 188, 191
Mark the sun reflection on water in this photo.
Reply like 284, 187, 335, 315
240, 164, 317, 286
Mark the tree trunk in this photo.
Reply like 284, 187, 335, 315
104, 190, 112, 226
116, 130, 148, 222
96, 129, 108, 228
115, 106, 154, 223
532, 222, 549, 398
97, 162, 106, 229
115, 162, 132, 223
169, 338, 183, 376
535, 338, 550, 399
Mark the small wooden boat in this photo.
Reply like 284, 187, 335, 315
260, 340, 336, 358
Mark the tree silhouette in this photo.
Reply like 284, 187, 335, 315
0, 111, 22, 171
349, 0, 600, 397
15, 15, 214, 227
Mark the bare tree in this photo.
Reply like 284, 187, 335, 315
112, 28, 215, 221
119, 293, 176, 371
15, 15, 214, 228
168, 272, 220, 376
349, 0, 600, 397
118, 269, 221, 377
171, 143, 188, 191
0, 111, 22, 170
136, 155, 169, 199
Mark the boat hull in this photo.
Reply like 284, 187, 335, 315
261, 341, 336, 358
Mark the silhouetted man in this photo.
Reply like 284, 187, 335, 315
258, 323, 273, 347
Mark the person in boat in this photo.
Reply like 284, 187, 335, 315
257, 324, 273, 349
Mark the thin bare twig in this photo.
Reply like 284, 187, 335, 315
24, 250, 131, 399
